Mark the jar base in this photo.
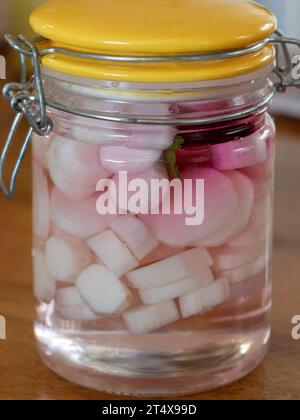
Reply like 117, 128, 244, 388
35, 323, 270, 397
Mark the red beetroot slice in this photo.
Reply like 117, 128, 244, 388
140, 166, 238, 247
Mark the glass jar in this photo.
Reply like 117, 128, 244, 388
31, 65, 275, 396
2, 0, 300, 397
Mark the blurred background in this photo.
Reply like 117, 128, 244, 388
0, 0, 299, 400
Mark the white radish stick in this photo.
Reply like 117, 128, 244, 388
87, 230, 138, 276
47, 135, 111, 200
218, 256, 267, 284
200, 171, 254, 247
210, 242, 265, 272
33, 248, 56, 304
109, 215, 158, 261
127, 248, 213, 290
55, 286, 98, 321
179, 278, 230, 319
33, 161, 50, 241
45, 236, 93, 283
32, 133, 50, 169
139, 271, 214, 305
76, 264, 132, 315
123, 300, 180, 334
50, 188, 109, 239
140, 244, 187, 266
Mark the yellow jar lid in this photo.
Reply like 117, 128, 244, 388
30, 0, 277, 82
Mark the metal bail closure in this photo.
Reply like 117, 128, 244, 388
1, 31, 300, 199
0, 35, 52, 199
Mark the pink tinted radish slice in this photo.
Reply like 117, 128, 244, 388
210, 242, 266, 272
100, 146, 162, 174
76, 264, 132, 315
32, 133, 50, 169
33, 248, 56, 304
33, 161, 50, 241
229, 196, 271, 247
109, 215, 158, 261
123, 300, 180, 334
111, 162, 169, 214
45, 236, 93, 283
47, 136, 111, 200
200, 171, 254, 247
139, 272, 214, 305
127, 248, 213, 290
141, 166, 238, 247
211, 129, 268, 171
218, 256, 267, 284
50, 188, 109, 239
87, 230, 138, 277
179, 278, 230, 319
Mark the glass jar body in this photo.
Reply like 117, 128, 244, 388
32, 68, 275, 396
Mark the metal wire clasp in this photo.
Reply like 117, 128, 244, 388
1, 31, 300, 199
0, 36, 52, 199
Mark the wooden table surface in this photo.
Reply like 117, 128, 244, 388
0, 81, 300, 399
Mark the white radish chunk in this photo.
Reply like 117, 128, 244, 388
33, 248, 56, 304
47, 135, 111, 200
55, 286, 98, 321
123, 300, 180, 334
179, 278, 230, 319
57, 303, 98, 321
55, 286, 83, 307
100, 146, 162, 174
50, 188, 109, 239
87, 230, 139, 276
32, 133, 50, 169
127, 248, 213, 290
76, 264, 132, 315
210, 242, 266, 272
200, 171, 254, 247
109, 215, 158, 261
218, 256, 267, 284
139, 272, 214, 305
33, 161, 50, 241
45, 236, 93, 283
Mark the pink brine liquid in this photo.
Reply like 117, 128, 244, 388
32, 105, 275, 396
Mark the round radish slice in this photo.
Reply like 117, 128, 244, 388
33, 248, 56, 304
111, 162, 169, 214
141, 166, 238, 247
50, 188, 109, 239
210, 242, 265, 271
229, 196, 271, 247
100, 146, 162, 174
45, 236, 93, 283
199, 171, 254, 247
125, 126, 176, 151
47, 136, 111, 200
211, 129, 268, 171
218, 256, 267, 284
32, 133, 50, 169
55, 286, 98, 321
33, 161, 50, 241
55, 286, 84, 308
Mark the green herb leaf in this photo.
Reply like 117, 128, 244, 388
164, 136, 185, 179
